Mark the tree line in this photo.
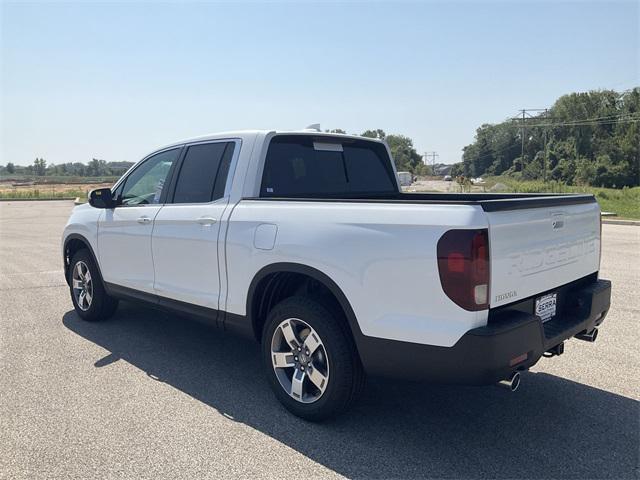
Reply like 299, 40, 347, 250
1, 158, 134, 178
5, 91, 637, 187
3, 131, 429, 179
453, 88, 640, 187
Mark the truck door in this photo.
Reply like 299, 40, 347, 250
151, 140, 237, 311
99, 148, 181, 293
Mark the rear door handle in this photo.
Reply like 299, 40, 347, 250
196, 217, 217, 226
137, 216, 151, 224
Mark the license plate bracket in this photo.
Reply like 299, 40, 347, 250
535, 293, 557, 322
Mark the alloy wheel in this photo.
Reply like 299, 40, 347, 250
72, 260, 93, 311
271, 318, 330, 403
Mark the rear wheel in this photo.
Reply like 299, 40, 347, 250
69, 249, 118, 321
262, 296, 365, 421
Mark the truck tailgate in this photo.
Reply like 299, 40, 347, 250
487, 201, 600, 308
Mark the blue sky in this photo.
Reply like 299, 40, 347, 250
1, 1, 638, 166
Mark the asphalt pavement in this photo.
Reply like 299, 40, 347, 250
1, 200, 638, 479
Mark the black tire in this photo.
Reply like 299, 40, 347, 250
69, 249, 119, 321
262, 296, 365, 421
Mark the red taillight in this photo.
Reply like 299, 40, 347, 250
437, 229, 490, 311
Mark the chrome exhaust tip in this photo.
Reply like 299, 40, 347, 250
575, 328, 598, 342
497, 372, 521, 392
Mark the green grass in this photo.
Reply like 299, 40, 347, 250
0, 188, 85, 200
591, 188, 640, 219
0, 174, 119, 184
483, 177, 640, 219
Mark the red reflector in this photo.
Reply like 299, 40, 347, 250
509, 353, 528, 366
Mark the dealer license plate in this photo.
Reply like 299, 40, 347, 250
535, 293, 557, 322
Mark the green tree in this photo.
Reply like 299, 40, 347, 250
385, 134, 423, 174
6, 162, 15, 174
361, 129, 386, 140
33, 158, 47, 176
460, 88, 640, 187
450, 162, 464, 177
414, 163, 432, 176
360, 129, 424, 174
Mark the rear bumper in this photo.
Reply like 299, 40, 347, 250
357, 277, 611, 385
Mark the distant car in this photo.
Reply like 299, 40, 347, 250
397, 171, 412, 186
443, 175, 452, 181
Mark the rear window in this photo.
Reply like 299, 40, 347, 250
260, 135, 397, 197
172, 142, 235, 204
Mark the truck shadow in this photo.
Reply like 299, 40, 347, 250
63, 304, 639, 479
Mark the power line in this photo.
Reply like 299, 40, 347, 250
463, 116, 639, 164
464, 140, 521, 163
508, 113, 634, 124
506, 88, 638, 126
510, 113, 624, 122
515, 116, 640, 128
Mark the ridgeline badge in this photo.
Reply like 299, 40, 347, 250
495, 291, 518, 302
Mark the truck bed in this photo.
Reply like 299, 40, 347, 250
246, 192, 596, 212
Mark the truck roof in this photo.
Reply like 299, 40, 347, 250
156, 129, 384, 153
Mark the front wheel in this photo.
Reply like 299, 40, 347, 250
69, 249, 119, 321
262, 296, 365, 421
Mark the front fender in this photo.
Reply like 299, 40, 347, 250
61, 205, 102, 284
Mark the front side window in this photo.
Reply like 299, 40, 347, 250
119, 149, 179, 206
172, 142, 235, 204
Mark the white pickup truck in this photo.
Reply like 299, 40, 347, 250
62, 129, 611, 420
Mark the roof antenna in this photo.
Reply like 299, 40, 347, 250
305, 123, 321, 132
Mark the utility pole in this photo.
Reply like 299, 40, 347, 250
516, 108, 547, 173
521, 109, 526, 171
543, 108, 548, 183
424, 152, 439, 173
430, 152, 439, 170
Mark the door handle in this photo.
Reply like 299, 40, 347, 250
196, 217, 217, 226
137, 216, 151, 224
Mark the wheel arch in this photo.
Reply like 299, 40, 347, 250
63, 234, 101, 286
246, 263, 365, 351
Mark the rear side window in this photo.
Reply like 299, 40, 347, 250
261, 135, 396, 197
172, 142, 235, 204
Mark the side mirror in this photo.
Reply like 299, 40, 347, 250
88, 188, 116, 209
